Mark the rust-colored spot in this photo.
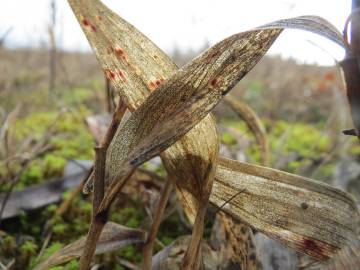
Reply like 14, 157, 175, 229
114, 47, 124, 57
155, 80, 162, 86
303, 239, 319, 252
82, 18, 90, 27
105, 69, 115, 80
211, 78, 218, 87
208, 51, 219, 59
118, 70, 127, 82
91, 25, 97, 32
148, 82, 156, 91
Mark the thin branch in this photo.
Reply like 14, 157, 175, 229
78, 97, 126, 269
142, 178, 173, 270
79, 146, 107, 270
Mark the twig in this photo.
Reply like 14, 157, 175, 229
79, 146, 107, 270
78, 97, 126, 269
142, 178, 173, 270
181, 201, 208, 270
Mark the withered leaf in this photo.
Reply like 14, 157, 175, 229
69, 0, 356, 262
211, 212, 260, 269
152, 236, 219, 270
98, 14, 343, 212
257, 15, 344, 48
210, 157, 359, 261
97, 27, 282, 213
34, 222, 145, 270
68, 0, 218, 226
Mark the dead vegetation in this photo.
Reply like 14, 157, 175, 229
0, 0, 360, 269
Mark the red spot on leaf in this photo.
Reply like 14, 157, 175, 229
118, 70, 127, 82
82, 18, 90, 26
155, 80, 161, 86
303, 239, 320, 252
148, 82, 156, 91
211, 78, 218, 87
105, 69, 115, 80
114, 47, 124, 57
91, 25, 97, 32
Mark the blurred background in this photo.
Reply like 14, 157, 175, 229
0, 0, 359, 269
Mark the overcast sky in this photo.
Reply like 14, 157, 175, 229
0, 0, 351, 66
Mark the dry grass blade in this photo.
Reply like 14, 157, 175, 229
68, 0, 177, 109
210, 157, 359, 261
34, 222, 146, 270
224, 95, 269, 166
257, 15, 344, 48
97, 27, 282, 213
68, 0, 218, 229
68, 0, 354, 265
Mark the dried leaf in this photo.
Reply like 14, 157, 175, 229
97, 26, 282, 213
211, 212, 260, 270
151, 236, 219, 270
69, 1, 356, 262
257, 15, 344, 48
34, 222, 145, 270
210, 157, 359, 260
302, 240, 360, 269
224, 95, 269, 166
68, 0, 218, 227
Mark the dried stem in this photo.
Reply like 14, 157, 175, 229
142, 178, 173, 270
78, 97, 126, 269
79, 146, 107, 270
181, 201, 208, 270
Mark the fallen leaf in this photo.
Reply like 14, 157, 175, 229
210, 157, 359, 260
34, 222, 146, 270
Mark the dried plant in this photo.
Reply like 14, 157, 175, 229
36, 0, 360, 269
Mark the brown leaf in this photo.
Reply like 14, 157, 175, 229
68, 0, 218, 227
97, 26, 282, 213
69, 1, 356, 262
299, 240, 360, 269
34, 222, 145, 270
210, 212, 260, 270
210, 157, 359, 261
152, 236, 219, 270
257, 15, 344, 48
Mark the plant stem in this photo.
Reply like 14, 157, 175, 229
79, 146, 107, 270
142, 178, 173, 270
181, 201, 208, 270
78, 98, 126, 269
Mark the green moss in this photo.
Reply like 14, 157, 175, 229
1, 235, 16, 255
221, 132, 237, 146
19, 161, 44, 186
43, 155, 66, 177
118, 246, 141, 263
20, 241, 38, 257
112, 207, 144, 228
53, 223, 69, 236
